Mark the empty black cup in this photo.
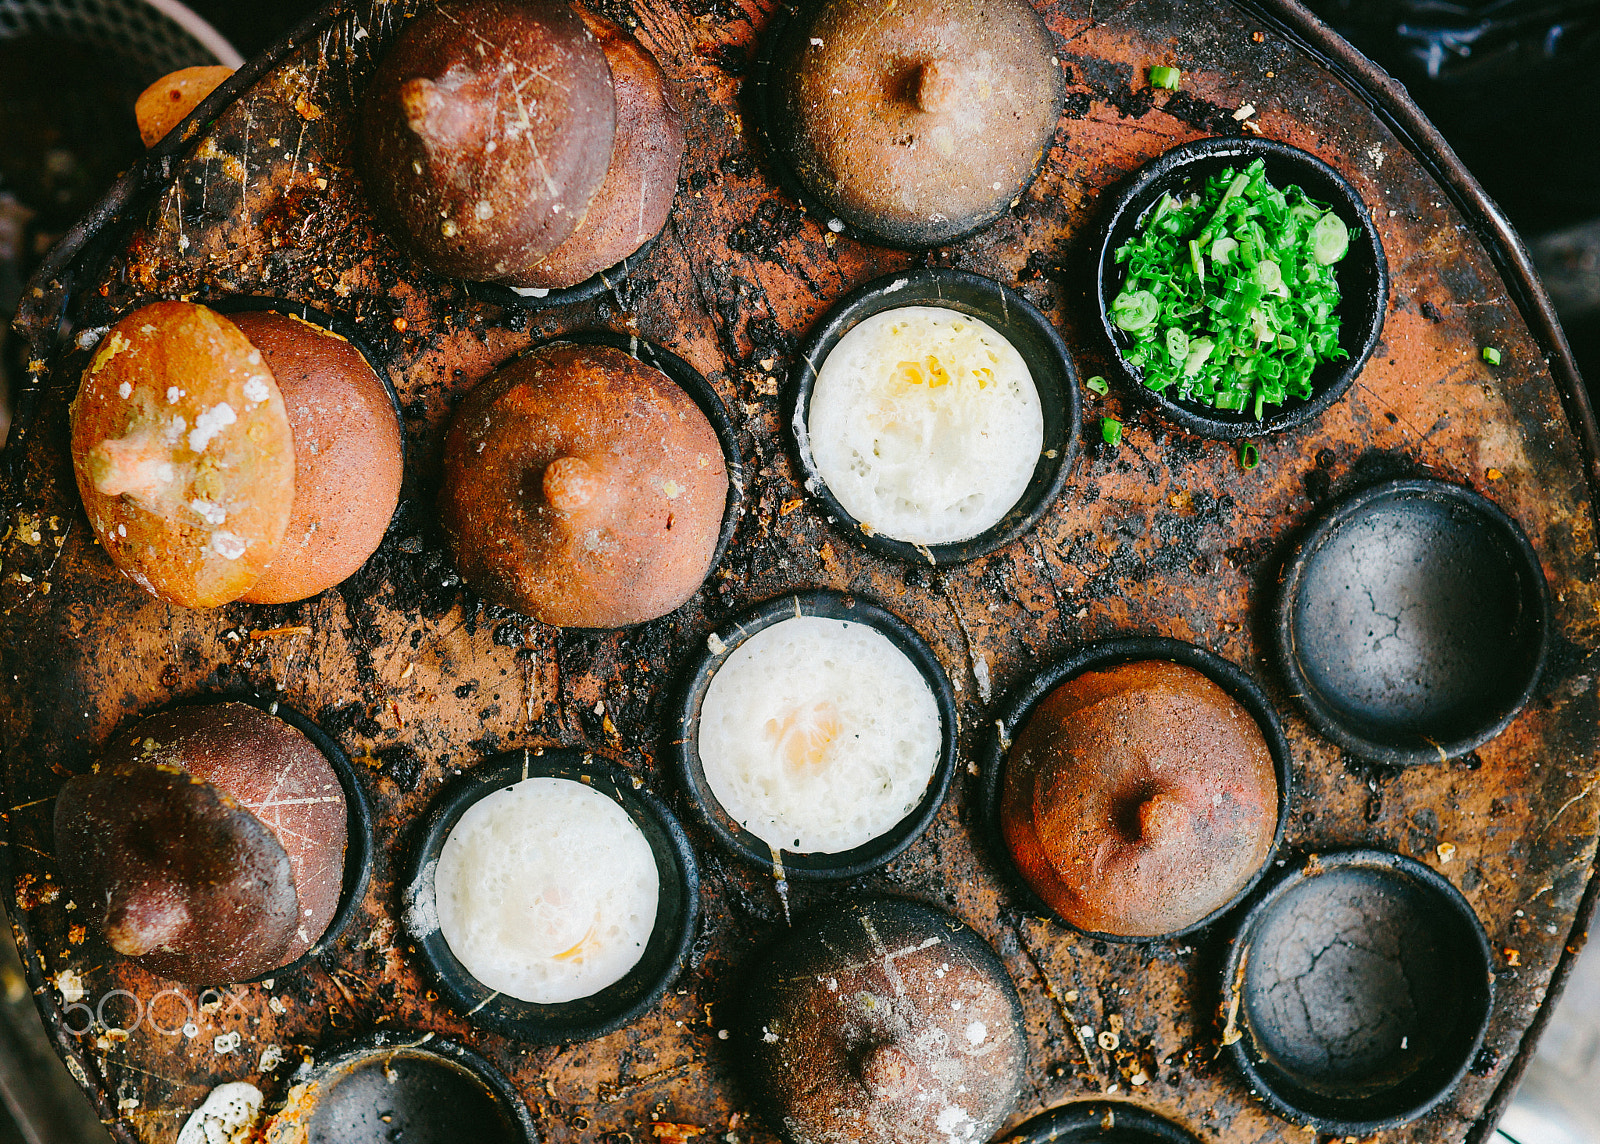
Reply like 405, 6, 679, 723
1220, 849, 1495, 1134
1275, 478, 1549, 763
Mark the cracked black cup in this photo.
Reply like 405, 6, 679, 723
1220, 849, 1494, 1134
1275, 478, 1549, 763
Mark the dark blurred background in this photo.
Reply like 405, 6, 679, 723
1307, 0, 1600, 398
1, 2, 1598, 1143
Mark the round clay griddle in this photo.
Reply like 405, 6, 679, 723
2, 0, 1596, 1142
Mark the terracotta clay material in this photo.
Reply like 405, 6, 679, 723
735, 896, 1026, 1144
767, 0, 1064, 247
228, 311, 401, 604
439, 342, 727, 628
1000, 660, 1279, 937
358, 0, 615, 284
70, 301, 295, 608
516, 13, 685, 289
134, 66, 235, 148
53, 703, 348, 984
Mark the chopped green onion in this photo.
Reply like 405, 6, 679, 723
1239, 442, 1260, 470
1107, 157, 1354, 420
1101, 416, 1123, 447
1150, 65, 1181, 90
1253, 260, 1284, 293
1086, 375, 1109, 395
1482, 346, 1502, 365
1183, 338, 1215, 378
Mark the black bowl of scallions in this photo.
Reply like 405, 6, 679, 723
1095, 137, 1388, 439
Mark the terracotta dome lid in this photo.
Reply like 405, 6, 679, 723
1000, 660, 1280, 937
439, 342, 728, 628
733, 896, 1025, 1144
765, 0, 1064, 247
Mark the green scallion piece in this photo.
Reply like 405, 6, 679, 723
1150, 65, 1181, 90
1086, 375, 1109, 395
1102, 416, 1123, 447
1110, 289, 1159, 332
1482, 346, 1502, 365
1239, 442, 1260, 470
1310, 212, 1349, 265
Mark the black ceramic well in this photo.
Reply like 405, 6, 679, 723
460, 231, 662, 311
1220, 849, 1494, 1134
1095, 137, 1388, 439
153, 693, 375, 985
788, 268, 1079, 565
1275, 478, 1549, 763
285, 1031, 536, 1144
671, 589, 960, 880
402, 749, 698, 1044
978, 636, 1292, 942
1002, 1102, 1204, 1143
208, 294, 406, 467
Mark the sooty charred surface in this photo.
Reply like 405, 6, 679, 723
2, 0, 1598, 1142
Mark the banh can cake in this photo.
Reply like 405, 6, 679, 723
999, 660, 1280, 937
439, 341, 728, 629
359, 0, 684, 291
804, 305, 1044, 545
52, 703, 349, 985
432, 775, 659, 1005
696, 614, 943, 854
70, 301, 401, 607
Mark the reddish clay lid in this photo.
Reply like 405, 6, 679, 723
734, 896, 1025, 1144
440, 341, 727, 628
1000, 660, 1279, 937
764, 0, 1064, 247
